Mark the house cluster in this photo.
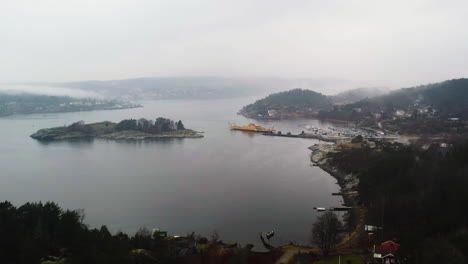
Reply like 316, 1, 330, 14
392, 103, 437, 119
359, 101, 440, 121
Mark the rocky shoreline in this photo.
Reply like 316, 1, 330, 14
309, 143, 359, 206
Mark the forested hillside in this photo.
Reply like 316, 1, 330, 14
239, 88, 331, 118
318, 79, 468, 134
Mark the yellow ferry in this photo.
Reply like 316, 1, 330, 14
229, 123, 275, 132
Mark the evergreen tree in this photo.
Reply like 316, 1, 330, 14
177, 120, 185, 130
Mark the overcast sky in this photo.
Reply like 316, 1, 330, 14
1, 0, 467, 88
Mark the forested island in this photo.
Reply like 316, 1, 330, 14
30, 118, 203, 140
0, 93, 140, 117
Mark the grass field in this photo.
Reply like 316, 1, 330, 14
313, 254, 364, 264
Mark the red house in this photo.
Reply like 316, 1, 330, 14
373, 240, 400, 264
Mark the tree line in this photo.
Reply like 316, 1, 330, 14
115, 118, 185, 134
65, 118, 186, 135
0, 201, 193, 264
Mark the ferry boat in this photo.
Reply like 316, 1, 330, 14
229, 123, 275, 132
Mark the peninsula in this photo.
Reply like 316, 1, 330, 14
0, 93, 141, 117
30, 118, 203, 140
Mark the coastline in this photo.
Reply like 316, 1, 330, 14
0, 104, 142, 118
309, 143, 359, 204
309, 143, 363, 245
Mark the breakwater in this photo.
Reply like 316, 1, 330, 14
262, 132, 348, 142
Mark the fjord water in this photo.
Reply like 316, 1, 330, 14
0, 97, 341, 246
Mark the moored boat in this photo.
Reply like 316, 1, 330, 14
314, 207, 327, 212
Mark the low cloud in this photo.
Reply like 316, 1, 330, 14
0, 84, 101, 98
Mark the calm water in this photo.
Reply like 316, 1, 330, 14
0, 97, 342, 247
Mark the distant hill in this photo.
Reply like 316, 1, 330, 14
54, 77, 255, 100
239, 88, 331, 119
319, 78, 468, 134
326, 78, 468, 117
330, 87, 388, 104
371, 79, 468, 116
0, 93, 138, 117
25, 77, 354, 100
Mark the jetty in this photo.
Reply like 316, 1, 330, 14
329, 206, 353, 211
262, 131, 348, 142
314, 206, 353, 211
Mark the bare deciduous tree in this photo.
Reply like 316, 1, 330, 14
311, 211, 342, 256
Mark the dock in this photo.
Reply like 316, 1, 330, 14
329, 206, 353, 211
262, 131, 348, 142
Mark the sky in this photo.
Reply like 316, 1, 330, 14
1, 0, 467, 88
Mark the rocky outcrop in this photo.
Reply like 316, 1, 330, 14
30, 127, 79, 140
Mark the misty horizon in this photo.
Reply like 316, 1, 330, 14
2, 0, 468, 89
0, 76, 375, 98
1, 1, 468, 261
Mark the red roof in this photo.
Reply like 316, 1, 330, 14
375, 245, 395, 256
380, 240, 400, 252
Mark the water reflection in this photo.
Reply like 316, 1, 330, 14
1, 98, 343, 247
34, 137, 194, 148
230, 130, 258, 138
36, 137, 95, 147
102, 137, 188, 146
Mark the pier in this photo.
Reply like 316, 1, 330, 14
262, 131, 348, 142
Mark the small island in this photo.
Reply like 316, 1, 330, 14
30, 118, 203, 140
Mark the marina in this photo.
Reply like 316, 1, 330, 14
259, 122, 399, 142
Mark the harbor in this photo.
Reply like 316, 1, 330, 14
258, 123, 399, 142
